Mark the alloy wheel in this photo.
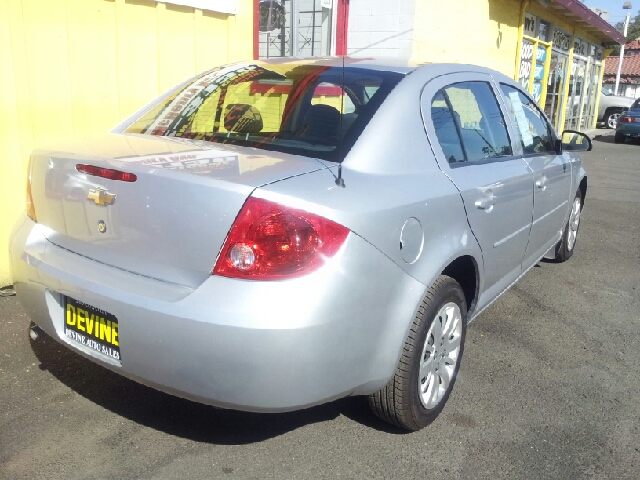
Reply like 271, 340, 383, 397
608, 112, 621, 129
567, 197, 581, 251
418, 302, 463, 409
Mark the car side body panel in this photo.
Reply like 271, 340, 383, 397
255, 64, 484, 313
419, 70, 534, 314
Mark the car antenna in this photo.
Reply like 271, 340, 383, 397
335, 40, 346, 188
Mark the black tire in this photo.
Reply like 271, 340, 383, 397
368, 275, 467, 431
614, 132, 626, 144
555, 191, 582, 262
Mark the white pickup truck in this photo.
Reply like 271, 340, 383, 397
598, 90, 636, 128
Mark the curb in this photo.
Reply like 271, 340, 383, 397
583, 128, 614, 139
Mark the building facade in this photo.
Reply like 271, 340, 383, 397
343, 0, 623, 132
255, 0, 624, 133
0, 0, 625, 286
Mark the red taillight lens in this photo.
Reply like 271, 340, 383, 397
620, 116, 636, 123
213, 197, 349, 280
76, 164, 137, 182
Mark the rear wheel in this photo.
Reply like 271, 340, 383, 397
607, 109, 623, 129
555, 191, 582, 262
614, 132, 626, 144
368, 275, 467, 431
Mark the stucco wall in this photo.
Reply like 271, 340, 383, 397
411, 0, 522, 75
347, 0, 415, 57
0, 0, 253, 286
346, 0, 520, 73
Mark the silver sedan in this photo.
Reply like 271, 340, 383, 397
10, 58, 590, 430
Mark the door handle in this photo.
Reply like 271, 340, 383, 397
475, 191, 495, 210
536, 176, 548, 190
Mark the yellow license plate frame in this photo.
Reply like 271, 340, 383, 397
63, 296, 121, 362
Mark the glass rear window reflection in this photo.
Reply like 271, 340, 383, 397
125, 63, 404, 162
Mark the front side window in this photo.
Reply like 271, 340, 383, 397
436, 82, 512, 163
500, 84, 555, 155
125, 63, 404, 162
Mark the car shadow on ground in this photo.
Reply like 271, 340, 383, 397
593, 134, 615, 144
592, 133, 640, 145
30, 325, 407, 443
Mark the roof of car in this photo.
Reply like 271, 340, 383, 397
251, 57, 519, 82
251, 56, 421, 74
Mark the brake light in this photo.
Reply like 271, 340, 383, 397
26, 157, 36, 222
76, 164, 137, 182
620, 117, 636, 123
213, 197, 349, 280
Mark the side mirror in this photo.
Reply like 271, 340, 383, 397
561, 130, 592, 152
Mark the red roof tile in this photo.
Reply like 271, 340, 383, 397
625, 39, 640, 51
603, 55, 640, 76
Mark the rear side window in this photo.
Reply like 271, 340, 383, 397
431, 91, 465, 163
432, 82, 513, 164
500, 84, 555, 155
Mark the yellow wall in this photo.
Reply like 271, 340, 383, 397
411, 0, 522, 76
0, 0, 253, 286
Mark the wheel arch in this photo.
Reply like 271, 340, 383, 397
578, 174, 587, 208
603, 106, 624, 118
441, 255, 479, 316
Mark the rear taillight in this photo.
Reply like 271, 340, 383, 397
213, 197, 349, 280
26, 157, 36, 222
620, 116, 636, 123
76, 164, 137, 182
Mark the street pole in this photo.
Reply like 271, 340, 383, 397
615, 10, 631, 95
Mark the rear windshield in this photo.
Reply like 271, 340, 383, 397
124, 63, 404, 162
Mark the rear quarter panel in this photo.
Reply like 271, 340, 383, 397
256, 66, 484, 315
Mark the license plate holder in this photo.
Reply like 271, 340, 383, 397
63, 296, 121, 362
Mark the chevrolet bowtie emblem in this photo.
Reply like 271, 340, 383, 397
87, 188, 116, 206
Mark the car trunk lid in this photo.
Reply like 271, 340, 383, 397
29, 133, 324, 287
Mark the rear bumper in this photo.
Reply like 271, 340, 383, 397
9, 216, 425, 412
616, 124, 640, 136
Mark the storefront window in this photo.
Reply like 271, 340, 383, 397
518, 12, 552, 110
581, 45, 603, 129
533, 45, 547, 103
259, 0, 334, 58
519, 39, 534, 91
565, 37, 597, 131
539, 20, 551, 42
545, 53, 568, 129
544, 27, 571, 131
520, 14, 604, 133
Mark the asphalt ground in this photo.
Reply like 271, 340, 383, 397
1, 132, 639, 479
